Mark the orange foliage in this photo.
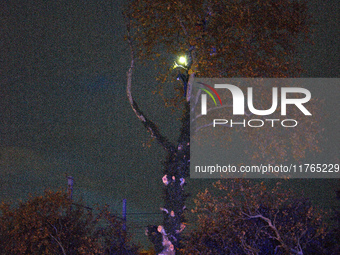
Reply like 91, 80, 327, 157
124, 0, 322, 163
0, 191, 138, 254
125, 0, 312, 79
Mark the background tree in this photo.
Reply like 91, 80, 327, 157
0, 190, 139, 254
322, 188, 340, 254
97, 205, 140, 255
333, 189, 340, 253
124, 0, 319, 254
182, 179, 329, 254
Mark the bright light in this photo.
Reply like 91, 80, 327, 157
178, 56, 187, 66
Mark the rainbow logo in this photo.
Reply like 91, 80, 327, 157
197, 82, 222, 106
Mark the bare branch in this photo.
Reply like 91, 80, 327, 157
179, 20, 189, 37
191, 88, 202, 113
186, 72, 195, 102
50, 234, 66, 255
242, 212, 305, 254
125, 16, 174, 152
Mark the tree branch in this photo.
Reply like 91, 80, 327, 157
186, 72, 195, 102
50, 234, 66, 255
243, 212, 305, 254
125, 16, 174, 152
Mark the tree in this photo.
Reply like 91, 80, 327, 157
0, 190, 139, 254
126, 0, 312, 79
97, 205, 140, 255
182, 179, 329, 254
125, 16, 191, 255
123, 0, 317, 253
322, 188, 340, 254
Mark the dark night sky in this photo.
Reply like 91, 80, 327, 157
0, 0, 339, 245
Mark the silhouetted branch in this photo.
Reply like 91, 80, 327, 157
125, 16, 175, 152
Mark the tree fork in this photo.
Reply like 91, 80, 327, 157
125, 18, 192, 254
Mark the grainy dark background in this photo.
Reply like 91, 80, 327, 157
0, 0, 338, 246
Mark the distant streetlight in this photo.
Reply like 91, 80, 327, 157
173, 55, 188, 70
178, 56, 187, 66
174, 49, 194, 98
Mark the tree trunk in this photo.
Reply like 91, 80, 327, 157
125, 22, 192, 253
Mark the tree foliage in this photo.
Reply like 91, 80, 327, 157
125, 0, 322, 165
190, 78, 323, 164
126, 0, 312, 80
123, 0, 322, 253
325, 188, 340, 254
182, 179, 330, 254
0, 190, 139, 255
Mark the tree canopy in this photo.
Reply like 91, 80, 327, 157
182, 179, 331, 254
0, 190, 139, 254
123, 1, 326, 253
125, 0, 322, 165
126, 0, 312, 80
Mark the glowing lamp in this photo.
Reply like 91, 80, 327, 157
178, 56, 187, 66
